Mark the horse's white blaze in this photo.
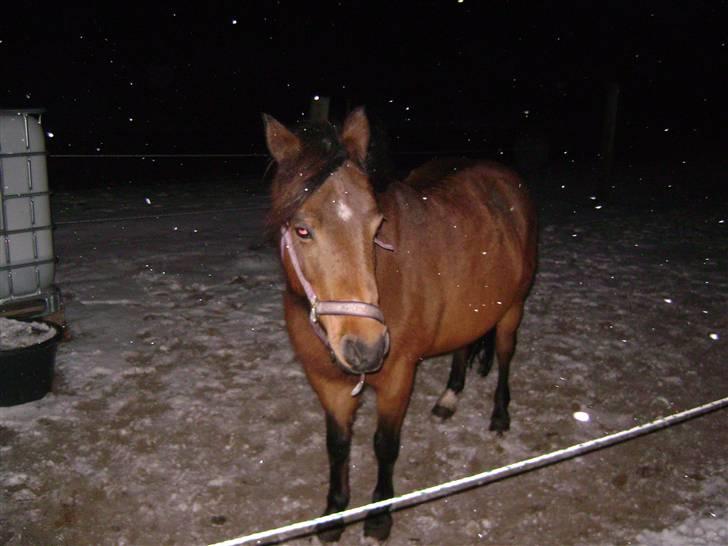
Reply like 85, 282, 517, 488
336, 200, 353, 222
436, 388, 459, 411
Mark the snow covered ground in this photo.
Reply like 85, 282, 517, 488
0, 171, 726, 546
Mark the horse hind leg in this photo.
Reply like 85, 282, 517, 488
432, 332, 495, 420
431, 347, 468, 420
490, 303, 524, 433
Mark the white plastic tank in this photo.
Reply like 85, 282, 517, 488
0, 109, 60, 317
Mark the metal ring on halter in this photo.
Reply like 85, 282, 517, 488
309, 296, 319, 324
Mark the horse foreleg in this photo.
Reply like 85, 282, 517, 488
490, 303, 524, 433
365, 364, 415, 541
432, 347, 468, 420
314, 384, 360, 542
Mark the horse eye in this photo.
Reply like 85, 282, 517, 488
295, 226, 311, 239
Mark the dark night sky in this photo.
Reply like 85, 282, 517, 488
2, 1, 726, 169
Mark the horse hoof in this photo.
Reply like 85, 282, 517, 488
489, 412, 510, 433
315, 522, 345, 543
431, 404, 455, 420
363, 511, 392, 541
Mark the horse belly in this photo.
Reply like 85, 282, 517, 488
428, 274, 517, 354
427, 221, 529, 355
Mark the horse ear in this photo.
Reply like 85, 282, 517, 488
262, 114, 301, 164
341, 107, 370, 164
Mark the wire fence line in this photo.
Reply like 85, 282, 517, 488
48, 153, 268, 159
53, 206, 264, 226
208, 395, 728, 546
47, 150, 492, 159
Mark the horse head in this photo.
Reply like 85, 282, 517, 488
264, 108, 390, 375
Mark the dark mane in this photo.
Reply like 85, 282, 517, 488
266, 121, 349, 235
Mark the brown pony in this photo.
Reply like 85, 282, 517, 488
263, 108, 537, 541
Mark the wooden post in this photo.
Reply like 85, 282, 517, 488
599, 82, 620, 197
308, 96, 330, 123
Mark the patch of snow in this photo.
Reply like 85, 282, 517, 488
0, 318, 57, 350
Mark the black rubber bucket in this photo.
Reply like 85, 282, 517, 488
0, 320, 63, 407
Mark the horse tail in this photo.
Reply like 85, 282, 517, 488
467, 329, 496, 377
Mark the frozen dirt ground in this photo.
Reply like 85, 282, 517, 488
0, 172, 726, 546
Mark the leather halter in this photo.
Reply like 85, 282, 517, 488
280, 226, 393, 353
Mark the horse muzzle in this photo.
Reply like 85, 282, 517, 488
340, 329, 390, 374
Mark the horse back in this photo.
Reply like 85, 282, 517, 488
397, 158, 536, 267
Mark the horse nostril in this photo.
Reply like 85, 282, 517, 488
342, 335, 386, 373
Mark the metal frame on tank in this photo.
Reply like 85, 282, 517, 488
0, 109, 62, 319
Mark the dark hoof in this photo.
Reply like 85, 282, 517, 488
489, 411, 510, 433
431, 404, 455, 420
364, 511, 392, 541
316, 521, 345, 543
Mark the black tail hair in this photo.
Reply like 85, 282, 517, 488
467, 330, 496, 377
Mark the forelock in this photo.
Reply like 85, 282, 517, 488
266, 121, 351, 233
